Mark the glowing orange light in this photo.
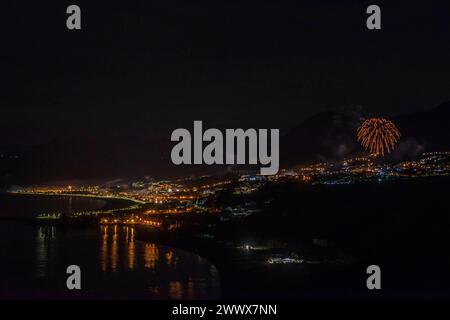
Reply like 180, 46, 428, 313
357, 118, 401, 156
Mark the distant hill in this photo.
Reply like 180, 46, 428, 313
1, 102, 450, 184
281, 101, 450, 166
281, 110, 363, 166
0, 136, 173, 185
392, 101, 450, 160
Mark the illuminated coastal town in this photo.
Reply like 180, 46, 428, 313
9, 151, 450, 228
2, 109, 450, 298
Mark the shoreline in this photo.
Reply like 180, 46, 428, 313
6, 191, 144, 205
5, 191, 143, 210
0, 191, 144, 222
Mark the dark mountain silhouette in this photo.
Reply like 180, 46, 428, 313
281, 101, 450, 166
281, 110, 363, 166
1, 102, 450, 185
0, 136, 172, 185
391, 101, 450, 160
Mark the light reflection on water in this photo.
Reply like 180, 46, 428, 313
0, 222, 220, 299
100, 225, 164, 273
96, 226, 199, 299
36, 225, 57, 278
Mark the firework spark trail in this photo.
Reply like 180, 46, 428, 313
357, 118, 401, 156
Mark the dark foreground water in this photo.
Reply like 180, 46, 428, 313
0, 194, 220, 299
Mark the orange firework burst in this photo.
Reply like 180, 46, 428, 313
357, 118, 401, 156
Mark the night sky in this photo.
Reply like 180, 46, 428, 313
2, 0, 450, 146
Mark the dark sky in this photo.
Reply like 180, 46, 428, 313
2, 0, 450, 145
